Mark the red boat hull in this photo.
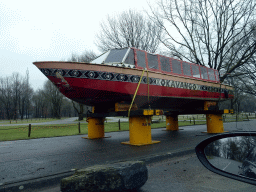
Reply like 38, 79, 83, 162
33, 61, 233, 111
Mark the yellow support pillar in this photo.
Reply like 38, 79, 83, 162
204, 101, 225, 133
166, 115, 179, 131
121, 116, 160, 146
82, 117, 110, 139
206, 114, 224, 133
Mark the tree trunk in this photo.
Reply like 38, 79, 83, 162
72, 101, 84, 121
78, 113, 83, 121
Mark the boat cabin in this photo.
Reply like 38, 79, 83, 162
90, 47, 220, 83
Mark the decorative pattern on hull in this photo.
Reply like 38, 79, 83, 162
40, 68, 233, 95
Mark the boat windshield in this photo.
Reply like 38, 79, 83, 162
105, 49, 129, 63
90, 51, 110, 64
90, 48, 134, 65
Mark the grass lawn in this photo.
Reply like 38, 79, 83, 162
0, 118, 68, 124
0, 113, 254, 142
0, 120, 206, 141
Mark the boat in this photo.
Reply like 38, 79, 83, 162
33, 47, 234, 113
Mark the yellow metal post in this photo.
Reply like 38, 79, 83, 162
82, 117, 110, 139
122, 116, 160, 146
166, 115, 179, 131
206, 114, 224, 133
204, 101, 225, 133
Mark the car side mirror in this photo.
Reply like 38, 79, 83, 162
195, 132, 256, 186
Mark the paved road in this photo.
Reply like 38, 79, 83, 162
1, 120, 256, 191
30, 153, 256, 192
208, 156, 242, 175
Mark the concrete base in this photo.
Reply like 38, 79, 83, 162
201, 131, 229, 134
121, 140, 160, 146
82, 136, 111, 139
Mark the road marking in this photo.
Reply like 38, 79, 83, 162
223, 161, 231, 171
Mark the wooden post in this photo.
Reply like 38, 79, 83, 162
28, 124, 31, 137
118, 119, 121, 130
190, 118, 191, 124
78, 122, 81, 133
193, 117, 195, 125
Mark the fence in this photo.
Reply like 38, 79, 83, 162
1, 114, 255, 141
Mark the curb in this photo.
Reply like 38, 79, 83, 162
0, 148, 195, 192
0, 171, 74, 192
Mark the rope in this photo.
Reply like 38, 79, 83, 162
147, 69, 150, 109
128, 69, 146, 118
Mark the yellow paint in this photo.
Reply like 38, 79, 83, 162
115, 102, 138, 112
204, 101, 217, 110
84, 117, 105, 139
92, 107, 95, 113
143, 109, 154, 116
166, 115, 179, 131
155, 109, 164, 116
223, 109, 229, 114
121, 116, 160, 146
206, 114, 224, 133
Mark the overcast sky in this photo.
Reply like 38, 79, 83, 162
0, 0, 153, 91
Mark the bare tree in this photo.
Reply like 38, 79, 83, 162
32, 89, 50, 118
67, 50, 96, 63
95, 9, 162, 53
10, 73, 23, 120
0, 72, 34, 120
61, 98, 74, 117
0, 76, 13, 120
72, 101, 84, 121
149, 0, 256, 82
42, 80, 64, 119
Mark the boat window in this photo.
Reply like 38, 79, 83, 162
104, 49, 128, 63
147, 54, 158, 69
136, 50, 146, 68
200, 66, 209, 80
124, 49, 135, 65
192, 65, 200, 78
160, 56, 171, 72
215, 70, 220, 82
208, 68, 216, 81
182, 62, 192, 76
171, 59, 182, 74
